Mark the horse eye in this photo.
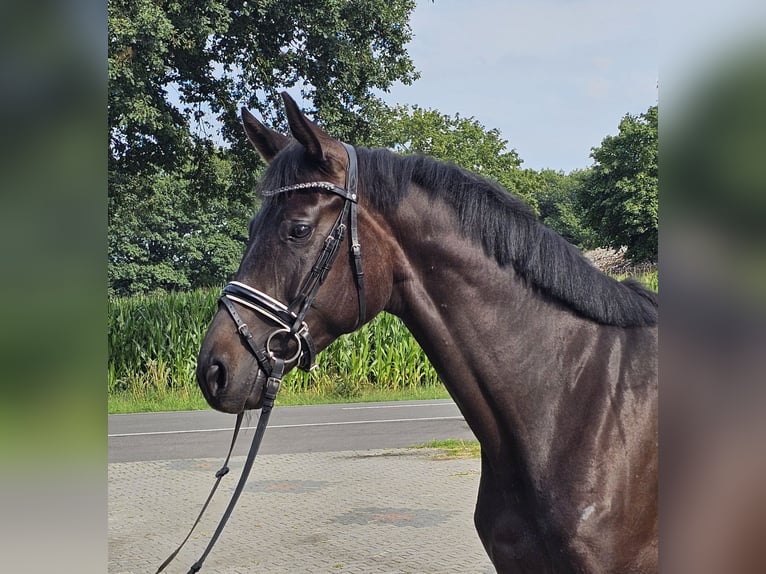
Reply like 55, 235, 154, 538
290, 224, 313, 239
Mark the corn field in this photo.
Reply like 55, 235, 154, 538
108, 288, 441, 401
108, 271, 656, 405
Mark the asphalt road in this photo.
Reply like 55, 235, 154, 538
108, 399, 475, 462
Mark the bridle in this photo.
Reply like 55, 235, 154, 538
218, 141, 366, 378
157, 142, 365, 573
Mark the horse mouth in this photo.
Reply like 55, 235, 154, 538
198, 364, 269, 414
243, 368, 269, 411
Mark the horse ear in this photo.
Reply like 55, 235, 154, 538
281, 92, 330, 163
241, 107, 290, 164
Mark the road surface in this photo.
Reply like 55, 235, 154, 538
108, 399, 474, 462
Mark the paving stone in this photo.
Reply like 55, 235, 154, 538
108, 448, 494, 573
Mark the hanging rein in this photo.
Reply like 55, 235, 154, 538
157, 143, 365, 573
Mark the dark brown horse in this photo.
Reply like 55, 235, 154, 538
197, 93, 658, 573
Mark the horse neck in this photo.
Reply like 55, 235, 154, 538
382, 188, 610, 466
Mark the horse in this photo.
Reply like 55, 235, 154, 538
196, 92, 658, 573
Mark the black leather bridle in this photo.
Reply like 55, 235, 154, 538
218, 142, 366, 378
157, 143, 365, 574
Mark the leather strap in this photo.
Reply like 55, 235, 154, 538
222, 283, 317, 372
184, 360, 284, 574
155, 412, 244, 573
219, 295, 273, 373
349, 203, 365, 328
289, 202, 351, 330
156, 361, 285, 574
342, 143, 366, 328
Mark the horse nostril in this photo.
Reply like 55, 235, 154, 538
206, 361, 227, 393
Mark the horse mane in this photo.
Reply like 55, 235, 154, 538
356, 147, 658, 328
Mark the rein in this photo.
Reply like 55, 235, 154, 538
157, 143, 364, 573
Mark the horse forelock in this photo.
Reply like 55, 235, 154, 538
255, 143, 306, 198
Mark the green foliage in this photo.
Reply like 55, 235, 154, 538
641, 270, 659, 292
109, 0, 419, 295
287, 311, 441, 398
613, 270, 658, 293
108, 0, 419, 173
578, 105, 658, 263
108, 288, 218, 394
371, 106, 541, 209
108, 147, 254, 295
534, 169, 599, 249
108, 288, 442, 405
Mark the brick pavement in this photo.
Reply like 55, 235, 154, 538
108, 448, 496, 573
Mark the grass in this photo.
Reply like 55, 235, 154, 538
274, 384, 450, 406
108, 389, 209, 414
413, 439, 481, 459
108, 383, 451, 414
616, 269, 658, 291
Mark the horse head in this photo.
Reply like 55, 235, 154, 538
196, 93, 392, 413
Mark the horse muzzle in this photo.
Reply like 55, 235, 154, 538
196, 342, 270, 413
196, 281, 320, 414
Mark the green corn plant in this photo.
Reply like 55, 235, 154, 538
109, 288, 444, 402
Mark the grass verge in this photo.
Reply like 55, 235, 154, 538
108, 385, 451, 414
412, 439, 481, 459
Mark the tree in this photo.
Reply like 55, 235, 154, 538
108, 147, 251, 296
372, 106, 541, 209
578, 105, 658, 263
108, 0, 419, 295
108, 0, 418, 174
535, 169, 598, 250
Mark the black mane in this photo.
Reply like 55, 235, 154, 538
355, 147, 657, 327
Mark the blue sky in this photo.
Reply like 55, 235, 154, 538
377, 0, 658, 173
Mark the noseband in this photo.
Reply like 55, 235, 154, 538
219, 142, 366, 379
156, 143, 366, 574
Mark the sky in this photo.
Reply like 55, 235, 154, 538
376, 0, 658, 173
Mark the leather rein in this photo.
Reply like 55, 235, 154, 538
157, 143, 365, 573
